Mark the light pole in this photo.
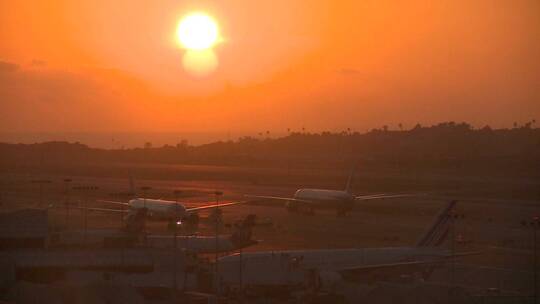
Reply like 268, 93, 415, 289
73, 185, 98, 244
534, 216, 539, 304
31, 179, 51, 207
109, 191, 130, 265
214, 190, 223, 295
140, 186, 151, 208
451, 210, 456, 292
239, 245, 243, 301
63, 178, 72, 227
173, 189, 182, 297
109, 191, 131, 229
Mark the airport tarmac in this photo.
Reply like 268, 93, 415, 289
0, 167, 539, 302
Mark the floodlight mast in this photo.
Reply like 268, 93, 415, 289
214, 190, 223, 295
63, 178, 72, 227
534, 216, 539, 304
173, 189, 182, 298
31, 179, 51, 207
73, 185, 98, 243
140, 186, 152, 208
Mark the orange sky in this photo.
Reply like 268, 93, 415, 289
1, 0, 539, 137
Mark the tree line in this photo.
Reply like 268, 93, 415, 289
1, 122, 539, 173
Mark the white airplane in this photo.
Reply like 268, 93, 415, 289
97, 176, 246, 226
217, 200, 476, 292
99, 197, 242, 223
246, 168, 418, 215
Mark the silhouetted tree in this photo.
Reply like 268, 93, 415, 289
1, 122, 538, 170
176, 139, 188, 149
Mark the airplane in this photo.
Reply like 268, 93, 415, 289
97, 175, 246, 227
246, 168, 419, 216
98, 197, 244, 226
54, 207, 259, 254
216, 200, 477, 293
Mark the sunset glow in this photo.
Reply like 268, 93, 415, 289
182, 49, 218, 76
0, 1, 538, 135
176, 12, 219, 50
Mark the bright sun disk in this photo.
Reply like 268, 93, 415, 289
176, 12, 219, 50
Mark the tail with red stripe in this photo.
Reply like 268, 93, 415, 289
416, 200, 457, 247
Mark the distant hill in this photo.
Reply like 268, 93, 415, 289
1, 122, 539, 176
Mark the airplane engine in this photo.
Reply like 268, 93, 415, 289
336, 200, 354, 216
285, 201, 299, 213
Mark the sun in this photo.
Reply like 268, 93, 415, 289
176, 12, 220, 50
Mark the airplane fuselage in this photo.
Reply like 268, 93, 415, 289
294, 189, 354, 203
221, 247, 446, 271
217, 247, 449, 288
128, 198, 187, 220
292, 189, 354, 213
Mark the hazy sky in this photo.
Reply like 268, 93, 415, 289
1, 0, 539, 138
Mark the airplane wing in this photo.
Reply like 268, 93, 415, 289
355, 193, 422, 201
186, 201, 249, 212
244, 195, 312, 203
420, 195, 539, 207
338, 251, 480, 280
339, 259, 444, 274
246, 194, 421, 203
66, 206, 130, 213
97, 200, 130, 207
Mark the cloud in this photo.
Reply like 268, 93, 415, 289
0, 60, 19, 73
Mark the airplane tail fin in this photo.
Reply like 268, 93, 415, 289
416, 200, 457, 247
230, 214, 258, 248
345, 166, 356, 193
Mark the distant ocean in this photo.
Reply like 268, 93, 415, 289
0, 132, 253, 148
